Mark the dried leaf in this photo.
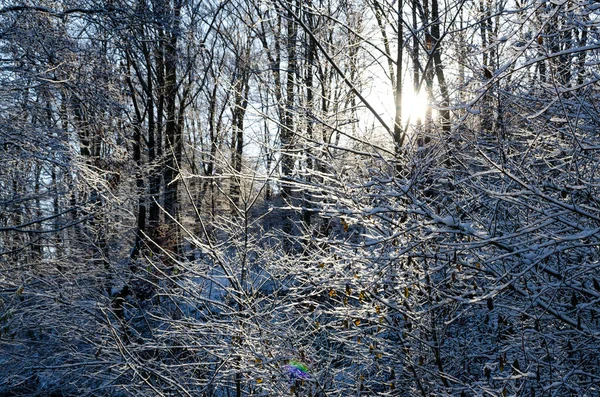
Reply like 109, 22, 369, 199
512, 358, 521, 374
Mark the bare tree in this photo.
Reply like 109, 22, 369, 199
2, 1, 600, 396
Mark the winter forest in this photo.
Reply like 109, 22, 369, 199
1, 0, 600, 395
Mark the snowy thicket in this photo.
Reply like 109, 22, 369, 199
1, 0, 600, 396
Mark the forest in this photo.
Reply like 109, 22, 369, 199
1, 0, 600, 395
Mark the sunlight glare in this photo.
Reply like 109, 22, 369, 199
402, 90, 428, 123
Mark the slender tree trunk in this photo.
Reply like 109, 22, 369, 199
393, 0, 405, 157
199, 69, 222, 232
150, 23, 166, 233
281, 0, 299, 199
421, 0, 434, 135
430, 0, 450, 133
131, 106, 146, 259
576, 17, 588, 86
302, 2, 317, 227
412, 0, 421, 97
163, 11, 181, 227
125, 53, 147, 259
256, 4, 283, 198
230, 46, 251, 211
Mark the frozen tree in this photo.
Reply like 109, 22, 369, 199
2, 0, 600, 396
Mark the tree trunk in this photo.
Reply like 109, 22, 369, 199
393, 0, 405, 157
430, 0, 451, 133
229, 45, 252, 212
281, 0, 298, 199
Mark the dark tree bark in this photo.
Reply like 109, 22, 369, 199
281, 0, 299, 199
229, 45, 252, 211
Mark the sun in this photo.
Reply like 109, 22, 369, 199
363, 83, 430, 132
402, 90, 429, 124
